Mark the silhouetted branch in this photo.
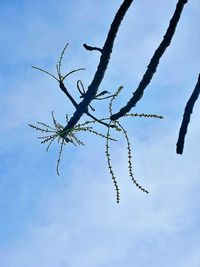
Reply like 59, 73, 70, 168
63, 0, 134, 131
59, 81, 78, 108
83, 43, 102, 53
110, 0, 188, 121
176, 74, 200, 154
59, 80, 113, 127
84, 112, 111, 128
59, 81, 113, 127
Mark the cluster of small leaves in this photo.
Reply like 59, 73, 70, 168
29, 112, 116, 176
105, 85, 163, 203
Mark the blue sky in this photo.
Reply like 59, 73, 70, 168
0, 0, 200, 266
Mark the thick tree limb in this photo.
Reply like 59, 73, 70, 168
63, 0, 134, 132
176, 74, 200, 155
110, 0, 188, 121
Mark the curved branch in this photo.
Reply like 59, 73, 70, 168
176, 74, 200, 155
63, 0, 134, 131
110, 0, 188, 121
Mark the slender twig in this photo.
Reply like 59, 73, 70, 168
94, 95, 113, 100
59, 81, 78, 109
117, 121, 149, 193
62, 68, 85, 81
176, 74, 200, 154
110, 0, 188, 121
57, 43, 69, 79
125, 113, 163, 119
85, 111, 111, 128
32, 66, 59, 82
56, 138, 65, 176
105, 123, 120, 203
83, 43, 102, 53
77, 80, 86, 96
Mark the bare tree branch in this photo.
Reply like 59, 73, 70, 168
176, 74, 200, 155
63, 0, 134, 131
110, 0, 188, 121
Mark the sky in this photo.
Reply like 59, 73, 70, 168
0, 0, 200, 266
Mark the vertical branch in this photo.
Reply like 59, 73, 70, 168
63, 0, 134, 131
176, 74, 200, 154
111, 0, 188, 121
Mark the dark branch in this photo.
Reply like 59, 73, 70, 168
63, 0, 134, 132
59, 81, 78, 109
110, 0, 188, 121
59, 81, 111, 128
83, 43, 102, 53
85, 112, 111, 128
176, 74, 200, 155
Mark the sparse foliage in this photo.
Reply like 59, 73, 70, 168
29, 0, 199, 203
30, 45, 162, 202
